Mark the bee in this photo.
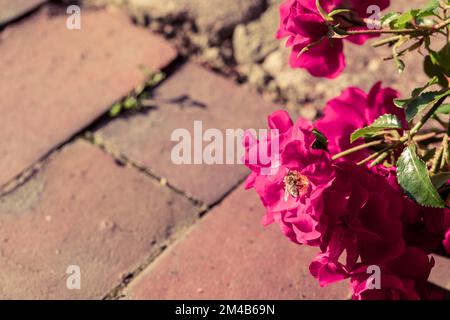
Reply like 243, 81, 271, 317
283, 170, 309, 202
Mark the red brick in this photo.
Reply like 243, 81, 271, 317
0, 8, 177, 186
0, 140, 198, 299
124, 186, 351, 300
0, 0, 46, 26
97, 63, 277, 205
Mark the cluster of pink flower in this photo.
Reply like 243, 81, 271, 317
244, 0, 450, 299
244, 83, 450, 299
277, 0, 389, 78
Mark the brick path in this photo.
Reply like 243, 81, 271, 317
0, 2, 448, 299
0, 7, 176, 187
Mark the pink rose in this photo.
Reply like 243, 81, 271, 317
371, 166, 450, 254
351, 268, 420, 300
350, 247, 434, 300
244, 110, 336, 245
310, 253, 349, 287
442, 210, 450, 254
444, 229, 450, 254
315, 82, 403, 162
324, 162, 406, 267
277, 0, 390, 78
244, 108, 440, 299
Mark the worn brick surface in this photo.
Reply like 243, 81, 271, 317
0, 140, 198, 299
0, 8, 177, 187
0, 0, 46, 26
429, 254, 450, 292
97, 63, 277, 205
124, 186, 351, 300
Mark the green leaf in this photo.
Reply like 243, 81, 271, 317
394, 57, 405, 73
430, 44, 450, 75
431, 172, 450, 190
315, 0, 332, 21
424, 44, 450, 87
329, 26, 348, 37
381, 12, 400, 27
392, 37, 408, 73
394, 90, 450, 121
411, 76, 439, 97
415, 17, 436, 28
312, 128, 328, 151
123, 96, 137, 110
134, 84, 145, 96
146, 71, 166, 87
297, 38, 326, 56
435, 103, 450, 114
393, 11, 417, 28
109, 102, 122, 117
397, 144, 445, 208
328, 9, 351, 18
424, 55, 449, 88
417, 0, 440, 17
440, 44, 450, 74
350, 114, 403, 143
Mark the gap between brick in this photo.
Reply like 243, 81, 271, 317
0, 56, 184, 197
102, 174, 247, 300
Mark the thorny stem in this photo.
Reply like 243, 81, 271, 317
338, 96, 450, 165
431, 130, 449, 173
372, 35, 402, 47
383, 39, 423, 61
357, 141, 403, 166
434, 17, 450, 30
347, 28, 419, 35
346, 17, 450, 36
447, 114, 450, 136
432, 143, 444, 173
413, 131, 441, 142
441, 133, 449, 169
371, 151, 389, 166
443, 114, 450, 168
331, 140, 383, 160
410, 95, 449, 136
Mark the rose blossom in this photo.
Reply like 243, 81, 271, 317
444, 229, 450, 254
319, 162, 406, 268
311, 246, 435, 300
244, 108, 439, 300
244, 110, 337, 246
350, 247, 435, 300
315, 82, 404, 162
244, 110, 406, 260
277, 0, 390, 78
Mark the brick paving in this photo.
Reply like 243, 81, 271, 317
0, 2, 448, 300
0, 140, 199, 299
123, 187, 351, 300
97, 63, 276, 205
0, 7, 176, 187
0, 0, 46, 26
